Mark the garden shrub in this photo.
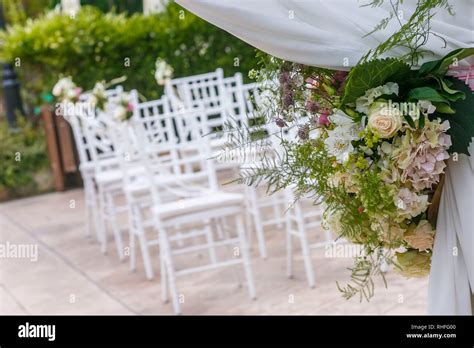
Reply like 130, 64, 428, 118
0, 3, 259, 113
0, 117, 51, 197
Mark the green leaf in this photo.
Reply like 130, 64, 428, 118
440, 90, 466, 102
435, 78, 474, 155
431, 76, 466, 102
404, 115, 416, 128
432, 102, 455, 114
341, 58, 411, 104
418, 47, 474, 76
418, 113, 425, 129
408, 87, 448, 102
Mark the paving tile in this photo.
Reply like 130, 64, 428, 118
0, 189, 429, 315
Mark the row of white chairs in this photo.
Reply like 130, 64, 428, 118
64, 69, 336, 312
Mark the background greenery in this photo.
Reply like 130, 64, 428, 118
1, 3, 259, 113
0, 1, 259, 198
0, 117, 50, 195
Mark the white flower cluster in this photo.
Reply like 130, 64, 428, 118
154, 58, 174, 86
52, 77, 81, 102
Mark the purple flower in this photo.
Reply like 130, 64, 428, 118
305, 77, 320, 89
298, 124, 310, 140
282, 90, 294, 108
318, 112, 331, 126
279, 71, 291, 85
333, 71, 348, 83
305, 100, 320, 113
275, 118, 287, 128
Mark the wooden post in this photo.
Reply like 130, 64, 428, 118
56, 115, 77, 173
41, 105, 65, 191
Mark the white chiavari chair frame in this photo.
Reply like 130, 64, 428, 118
126, 100, 256, 314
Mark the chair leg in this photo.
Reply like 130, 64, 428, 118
83, 179, 92, 238
248, 188, 267, 259
272, 194, 283, 228
286, 212, 294, 279
128, 205, 137, 272
97, 185, 107, 255
107, 193, 124, 261
235, 214, 256, 300
90, 183, 101, 242
138, 232, 154, 280
215, 218, 225, 240
129, 231, 136, 272
160, 227, 181, 314
216, 219, 242, 288
295, 202, 316, 288
204, 223, 217, 264
243, 188, 253, 243
160, 250, 168, 304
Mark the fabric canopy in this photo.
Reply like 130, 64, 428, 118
176, 0, 474, 314
176, 0, 473, 70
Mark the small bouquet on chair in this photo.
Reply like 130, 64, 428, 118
242, 47, 474, 301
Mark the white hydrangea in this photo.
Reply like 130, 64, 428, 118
154, 58, 174, 86
52, 76, 77, 99
355, 82, 399, 115
324, 109, 359, 163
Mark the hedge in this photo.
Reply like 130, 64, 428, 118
0, 3, 259, 112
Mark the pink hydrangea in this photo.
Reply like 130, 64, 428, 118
392, 120, 451, 191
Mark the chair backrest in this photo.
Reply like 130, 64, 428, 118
65, 86, 138, 170
127, 98, 218, 205
165, 68, 236, 133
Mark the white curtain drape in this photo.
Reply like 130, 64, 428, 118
176, 0, 474, 314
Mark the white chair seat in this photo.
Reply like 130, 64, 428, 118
95, 166, 144, 185
79, 157, 119, 173
152, 192, 243, 220
123, 172, 209, 195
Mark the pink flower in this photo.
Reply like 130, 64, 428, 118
392, 120, 451, 190
305, 77, 320, 89
75, 87, 82, 96
127, 103, 134, 112
318, 112, 330, 126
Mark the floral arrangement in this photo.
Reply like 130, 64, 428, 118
88, 81, 108, 111
52, 76, 82, 102
240, 31, 473, 299
112, 92, 135, 122
154, 58, 174, 86
52, 76, 130, 119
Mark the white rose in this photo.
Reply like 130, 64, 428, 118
367, 102, 402, 138
113, 105, 127, 121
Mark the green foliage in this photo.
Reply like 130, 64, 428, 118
435, 78, 474, 155
0, 118, 49, 192
0, 3, 259, 111
2, 0, 54, 25
49, 0, 143, 13
408, 86, 449, 102
418, 47, 474, 76
361, 0, 454, 65
341, 58, 410, 104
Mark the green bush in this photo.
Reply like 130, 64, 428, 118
0, 3, 259, 111
0, 117, 50, 194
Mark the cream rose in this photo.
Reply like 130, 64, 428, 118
403, 220, 435, 251
367, 103, 402, 139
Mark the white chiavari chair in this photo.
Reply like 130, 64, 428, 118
64, 85, 123, 240
122, 99, 256, 314
68, 89, 140, 260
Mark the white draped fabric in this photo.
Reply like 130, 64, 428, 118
176, 0, 474, 314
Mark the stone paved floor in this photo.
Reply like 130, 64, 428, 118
0, 188, 428, 315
